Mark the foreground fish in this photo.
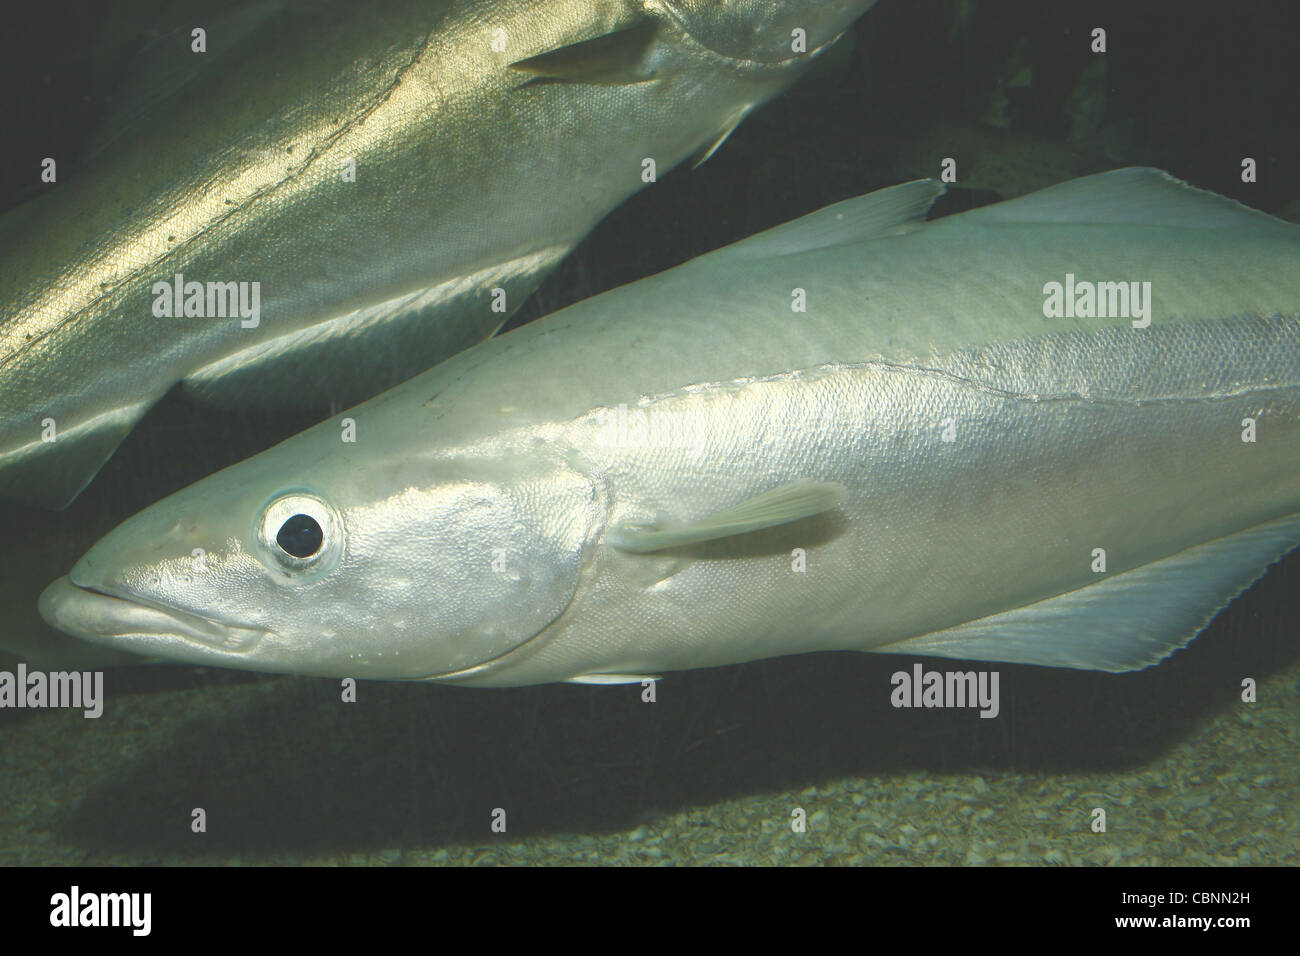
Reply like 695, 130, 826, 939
40, 169, 1300, 685
0, 0, 875, 508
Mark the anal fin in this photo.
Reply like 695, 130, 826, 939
875, 513, 1300, 672
0, 398, 157, 509
182, 244, 571, 412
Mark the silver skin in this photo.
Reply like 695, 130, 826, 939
0, 0, 876, 508
40, 169, 1300, 685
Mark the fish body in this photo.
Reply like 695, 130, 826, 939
40, 169, 1300, 684
0, 0, 875, 508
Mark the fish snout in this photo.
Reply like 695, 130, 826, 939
38, 575, 267, 661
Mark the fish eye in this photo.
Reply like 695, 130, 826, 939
277, 513, 323, 558
257, 492, 342, 576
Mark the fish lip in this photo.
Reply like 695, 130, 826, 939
39, 576, 268, 656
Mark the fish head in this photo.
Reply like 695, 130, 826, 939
39, 437, 597, 679
661, 0, 877, 64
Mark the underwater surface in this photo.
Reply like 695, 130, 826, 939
1, 0, 1297, 865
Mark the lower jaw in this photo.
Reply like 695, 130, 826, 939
38, 576, 267, 659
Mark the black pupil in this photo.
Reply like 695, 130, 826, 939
277, 514, 323, 558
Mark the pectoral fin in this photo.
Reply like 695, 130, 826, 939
509, 19, 660, 86
609, 480, 846, 554
875, 513, 1300, 672
689, 105, 751, 169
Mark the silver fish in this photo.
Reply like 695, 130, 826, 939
39, 169, 1300, 685
0, 0, 875, 508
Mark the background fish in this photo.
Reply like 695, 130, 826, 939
39, 169, 1300, 684
0, 0, 877, 508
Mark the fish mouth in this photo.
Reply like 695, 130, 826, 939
38, 576, 268, 659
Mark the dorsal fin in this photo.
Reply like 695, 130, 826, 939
714, 180, 947, 260
962, 166, 1295, 231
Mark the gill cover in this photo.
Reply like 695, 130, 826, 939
244, 463, 598, 678
343, 469, 596, 677
660, 0, 877, 64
